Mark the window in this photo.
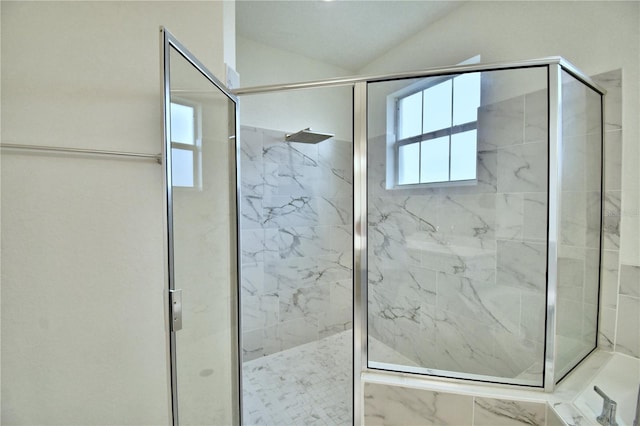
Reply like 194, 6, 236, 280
394, 72, 481, 186
170, 101, 201, 188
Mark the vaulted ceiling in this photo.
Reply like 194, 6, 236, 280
236, 0, 466, 72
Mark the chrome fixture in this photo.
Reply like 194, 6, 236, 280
594, 386, 619, 426
285, 128, 333, 144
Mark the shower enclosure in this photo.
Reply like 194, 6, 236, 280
362, 62, 604, 389
163, 35, 605, 424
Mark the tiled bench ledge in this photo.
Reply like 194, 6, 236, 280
361, 350, 634, 425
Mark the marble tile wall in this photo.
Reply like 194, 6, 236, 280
367, 78, 550, 382
554, 72, 605, 378
239, 125, 353, 361
364, 383, 549, 426
590, 70, 640, 360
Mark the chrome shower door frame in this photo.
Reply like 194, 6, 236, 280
161, 27, 242, 426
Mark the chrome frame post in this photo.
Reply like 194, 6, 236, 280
544, 63, 562, 392
160, 27, 177, 425
353, 81, 368, 426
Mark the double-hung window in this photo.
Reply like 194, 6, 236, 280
170, 100, 201, 188
394, 72, 481, 186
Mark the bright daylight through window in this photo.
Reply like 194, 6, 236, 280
396, 72, 481, 186
170, 101, 199, 188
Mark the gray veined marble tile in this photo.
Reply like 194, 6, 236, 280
262, 195, 318, 228
275, 162, 324, 197
620, 263, 640, 298
263, 225, 333, 260
239, 159, 266, 197
421, 241, 497, 283
603, 190, 621, 250
592, 69, 622, 132
436, 272, 520, 334
497, 141, 548, 194
474, 397, 546, 426
364, 383, 473, 426
433, 309, 503, 376
240, 195, 263, 230
476, 147, 498, 193
600, 250, 620, 310
438, 193, 497, 242
261, 162, 279, 198
241, 228, 266, 264
523, 192, 548, 243
562, 133, 588, 192
519, 289, 546, 344
317, 196, 352, 226
583, 248, 600, 305
477, 95, 525, 149
369, 224, 422, 266
597, 306, 616, 350
318, 305, 352, 339
241, 262, 265, 296
559, 191, 601, 249
496, 240, 547, 292
330, 225, 352, 254
279, 316, 319, 351
604, 129, 622, 191
615, 295, 640, 358
241, 292, 279, 332
557, 248, 586, 301
264, 255, 336, 291
492, 329, 543, 382
239, 126, 263, 163
561, 75, 602, 138
318, 138, 353, 173
525, 89, 548, 143
495, 193, 524, 240
279, 283, 330, 323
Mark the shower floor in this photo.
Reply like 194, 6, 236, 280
242, 330, 353, 426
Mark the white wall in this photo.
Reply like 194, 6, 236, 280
359, 0, 640, 267
237, 36, 353, 141
1, 2, 231, 424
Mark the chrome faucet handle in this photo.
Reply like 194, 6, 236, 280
594, 386, 619, 426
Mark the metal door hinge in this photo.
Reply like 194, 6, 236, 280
170, 289, 183, 332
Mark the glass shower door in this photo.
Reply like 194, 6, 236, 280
366, 67, 550, 386
162, 29, 240, 425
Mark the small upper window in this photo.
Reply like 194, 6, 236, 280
170, 101, 201, 188
393, 72, 481, 187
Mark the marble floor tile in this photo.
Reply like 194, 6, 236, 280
243, 330, 352, 425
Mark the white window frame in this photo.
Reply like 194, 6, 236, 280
170, 98, 202, 189
385, 56, 481, 189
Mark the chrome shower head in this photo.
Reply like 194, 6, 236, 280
285, 128, 334, 144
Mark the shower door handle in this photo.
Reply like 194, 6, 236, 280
170, 289, 183, 332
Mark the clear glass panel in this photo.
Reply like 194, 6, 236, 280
453, 72, 481, 125
171, 148, 195, 187
398, 142, 420, 184
238, 86, 353, 424
420, 136, 449, 183
555, 70, 603, 383
167, 44, 239, 425
450, 130, 477, 181
367, 66, 548, 387
398, 91, 422, 139
171, 102, 196, 144
423, 78, 452, 133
